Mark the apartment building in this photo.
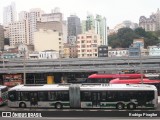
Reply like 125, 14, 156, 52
9, 21, 28, 47
77, 30, 101, 58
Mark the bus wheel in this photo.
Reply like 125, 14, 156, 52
55, 103, 62, 109
127, 103, 136, 110
116, 103, 124, 110
19, 102, 26, 108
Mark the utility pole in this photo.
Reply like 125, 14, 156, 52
139, 46, 143, 84
2, 52, 5, 68
23, 49, 26, 85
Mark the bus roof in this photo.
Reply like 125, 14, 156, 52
9, 83, 157, 91
88, 74, 145, 79
109, 78, 160, 84
0, 85, 7, 89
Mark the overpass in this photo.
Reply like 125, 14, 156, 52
0, 56, 160, 73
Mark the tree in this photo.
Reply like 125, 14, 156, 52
134, 27, 146, 37
108, 27, 159, 48
108, 28, 138, 48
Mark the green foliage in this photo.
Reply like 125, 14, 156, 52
108, 27, 159, 48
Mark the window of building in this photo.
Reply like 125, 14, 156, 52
86, 36, 92, 39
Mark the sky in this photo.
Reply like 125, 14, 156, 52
0, 0, 160, 28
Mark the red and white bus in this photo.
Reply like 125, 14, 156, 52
110, 78, 160, 95
87, 73, 146, 83
0, 85, 8, 105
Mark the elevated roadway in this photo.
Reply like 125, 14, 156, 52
0, 56, 160, 74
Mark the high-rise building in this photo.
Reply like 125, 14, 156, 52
28, 9, 44, 45
85, 14, 95, 32
0, 25, 4, 51
82, 14, 108, 46
139, 9, 160, 31
67, 15, 81, 36
95, 15, 108, 46
67, 15, 81, 44
9, 21, 28, 47
3, 2, 16, 27
18, 9, 44, 45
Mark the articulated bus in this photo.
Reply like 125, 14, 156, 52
8, 84, 158, 110
87, 73, 146, 83
0, 85, 8, 105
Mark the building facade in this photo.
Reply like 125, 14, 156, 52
98, 45, 108, 57
3, 2, 16, 27
148, 46, 160, 56
39, 50, 59, 59
9, 21, 27, 47
108, 48, 128, 57
37, 10, 67, 44
139, 9, 160, 31
63, 43, 77, 58
18, 8, 44, 45
0, 25, 4, 51
77, 30, 101, 58
40, 11, 63, 22
67, 15, 81, 44
82, 14, 108, 46
34, 29, 63, 54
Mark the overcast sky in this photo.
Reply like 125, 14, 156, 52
0, 0, 160, 28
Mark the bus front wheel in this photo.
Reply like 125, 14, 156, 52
127, 103, 136, 110
116, 103, 124, 110
19, 102, 26, 108
55, 103, 62, 109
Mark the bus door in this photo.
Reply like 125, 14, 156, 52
92, 92, 100, 108
30, 92, 38, 107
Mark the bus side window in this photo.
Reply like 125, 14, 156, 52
106, 91, 116, 101
48, 92, 55, 101
21, 92, 29, 101
81, 91, 91, 101
101, 92, 106, 101
38, 92, 48, 101
61, 91, 69, 101
8, 91, 16, 101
